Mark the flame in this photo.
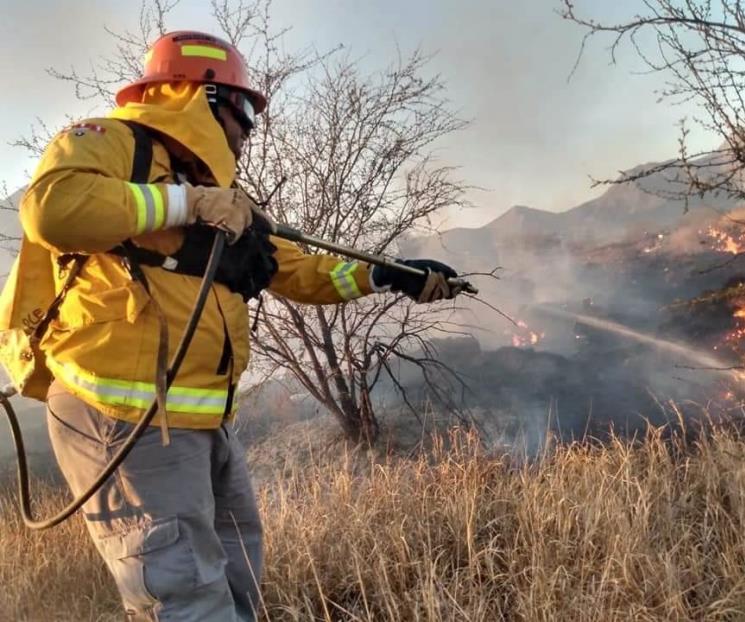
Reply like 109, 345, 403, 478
705, 221, 745, 360
721, 325, 745, 350
510, 319, 544, 348
716, 298, 745, 355
706, 226, 745, 254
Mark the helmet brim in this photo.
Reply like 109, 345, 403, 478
116, 78, 267, 114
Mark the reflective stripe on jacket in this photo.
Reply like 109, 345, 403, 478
20, 115, 372, 429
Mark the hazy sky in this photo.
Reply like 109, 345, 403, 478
0, 0, 718, 228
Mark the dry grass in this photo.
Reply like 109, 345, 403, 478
0, 479, 121, 622
4, 428, 745, 621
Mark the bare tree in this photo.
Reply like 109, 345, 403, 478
15, 0, 473, 444
236, 43, 472, 443
560, 0, 745, 204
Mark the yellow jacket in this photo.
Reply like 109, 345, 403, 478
19, 84, 372, 429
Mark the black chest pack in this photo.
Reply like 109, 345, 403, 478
114, 120, 278, 302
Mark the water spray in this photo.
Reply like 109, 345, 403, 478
532, 304, 743, 380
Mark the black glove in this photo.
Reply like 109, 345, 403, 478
371, 259, 461, 302
171, 224, 278, 301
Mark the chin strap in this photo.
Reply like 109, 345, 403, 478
205, 83, 220, 113
204, 82, 247, 160
204, 82, 228, 134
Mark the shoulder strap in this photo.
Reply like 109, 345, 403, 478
118, 121, 173, 441
118, 120, 154, 184
111, 120, 159, 289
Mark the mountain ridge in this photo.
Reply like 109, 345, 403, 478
2, 152, 742, 276
410, 156, 742, 258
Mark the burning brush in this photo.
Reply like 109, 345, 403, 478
509, 319, 544, 348
704, 225, 745, 255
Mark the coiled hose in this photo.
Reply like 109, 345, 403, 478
0, 232, 225, 530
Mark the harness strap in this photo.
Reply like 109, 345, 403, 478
111, 122, 246, 422
31, 255, 87, 344
108, 242, 178, 273
120, 120, 154, 185
117, 121, 173, 443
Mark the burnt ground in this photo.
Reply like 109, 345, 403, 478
388, 227, 745, 448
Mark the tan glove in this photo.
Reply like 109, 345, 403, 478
184, 185, 276, 243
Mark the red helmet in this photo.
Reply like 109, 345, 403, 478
115, 31, 267, 114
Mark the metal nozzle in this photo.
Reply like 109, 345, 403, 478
273, 224, 479, 296
449, 278, 479, 296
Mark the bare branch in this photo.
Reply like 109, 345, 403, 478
561, 1, 745, 205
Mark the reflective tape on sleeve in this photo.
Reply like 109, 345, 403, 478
330, 262, 362, 301
127, 183, 166, 234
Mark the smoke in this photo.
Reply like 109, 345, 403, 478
394, 193, 745, 455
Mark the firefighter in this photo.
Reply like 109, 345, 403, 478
19, 31, 461, 621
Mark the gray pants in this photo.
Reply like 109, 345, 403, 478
46, 380, 263, 621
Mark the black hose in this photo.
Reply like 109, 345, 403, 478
1, 231, 226, 530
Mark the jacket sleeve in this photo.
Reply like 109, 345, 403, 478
268, 236, 374, 304
20, 120, 188, 254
